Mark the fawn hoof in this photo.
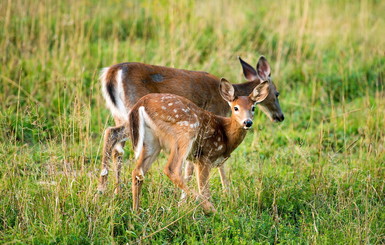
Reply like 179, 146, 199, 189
114, 185, 121, 195
135, 174, 144, 182
202, 200, 217, 215
196, 195, 217, 215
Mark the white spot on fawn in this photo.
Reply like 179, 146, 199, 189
177, 121, 189, 127
168, 103, 173, 106
161, 106, 166, 110
175, 114, 179, 118
173, 109, 177, 113
189, 122, 200, 128
217, 145, 223, 151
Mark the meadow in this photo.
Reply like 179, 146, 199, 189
1, 0, 385, 243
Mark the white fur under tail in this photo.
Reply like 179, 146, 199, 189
100, 67, 128, 121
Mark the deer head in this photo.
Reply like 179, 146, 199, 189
239, 56, 284, 122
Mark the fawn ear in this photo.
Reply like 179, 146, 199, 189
250, 82, 269, 103
256, 56, 271, 82
219, 78, 235, 102
239, 56, 258, 81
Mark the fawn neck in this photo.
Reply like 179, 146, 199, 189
216, 115, 248, 155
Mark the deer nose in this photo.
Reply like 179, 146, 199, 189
273, 114, 285, 122
244, 119, 253, 128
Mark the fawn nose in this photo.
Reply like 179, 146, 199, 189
244, 119, 253, 129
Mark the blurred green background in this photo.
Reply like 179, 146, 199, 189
1, 0, 384, 243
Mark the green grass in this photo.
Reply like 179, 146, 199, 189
1, 0, 385, 243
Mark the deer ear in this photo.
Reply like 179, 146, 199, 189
219, 78, 235, 102
239, 56, 258, 81
256, 56, 271, 82
249, 82, 269, 103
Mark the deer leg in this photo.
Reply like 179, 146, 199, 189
112, 118, 127, 195
196, 163, 216, 214
97, 125, 127, 194
113, 141, 125, 194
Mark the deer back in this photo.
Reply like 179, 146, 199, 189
101, 62, 229, 122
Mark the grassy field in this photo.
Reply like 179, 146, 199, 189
1, 0, 385, 243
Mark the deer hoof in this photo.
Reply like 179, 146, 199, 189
97, 185, 106, 195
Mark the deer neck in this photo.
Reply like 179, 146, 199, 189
219, 116, 247, 155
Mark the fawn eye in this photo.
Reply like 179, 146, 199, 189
234, 106, 239, 111
252, 106, 255, 112
275, 92, 280, 97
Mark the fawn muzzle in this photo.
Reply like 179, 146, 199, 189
243, 119, 253, 129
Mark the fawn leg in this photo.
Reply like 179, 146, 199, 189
196, 163, 216, 214
132, 141, 160, 211
180, 161, 195, 200
164, 144, 198, 202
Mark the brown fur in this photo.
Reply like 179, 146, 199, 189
97, 57, 284, 195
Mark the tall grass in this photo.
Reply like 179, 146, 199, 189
1, 0, 384, 243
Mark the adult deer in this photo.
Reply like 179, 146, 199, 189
97, 56, 284, 194
106, 78, 270, 213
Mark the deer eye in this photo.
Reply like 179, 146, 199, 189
275, 92, 280, 97
252, 106, 255, 112
234, 106, 239, 111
